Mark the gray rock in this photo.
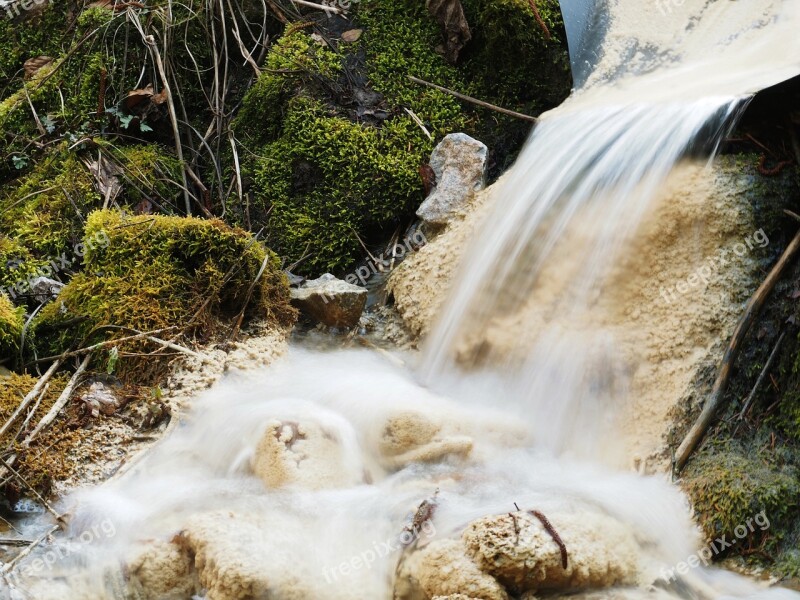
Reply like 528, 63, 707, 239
417, 133, 488, 226
29, 277, 64, 304
290, 273, 367, 328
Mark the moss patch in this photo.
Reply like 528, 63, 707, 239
0, 294, 24, 362
237, 0, 570, 274
34, 210, 295, 380
683, 441, 800, 550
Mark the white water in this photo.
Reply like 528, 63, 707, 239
7, 1, 800, 599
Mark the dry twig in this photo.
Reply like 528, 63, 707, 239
675, 226, 800, 471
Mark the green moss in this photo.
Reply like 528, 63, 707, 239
236, 30, 345, 146
0, 293, 24, 360
34, 210, 295, 379
0, 148, 99, 259
236, 1, 570, 273
0, 1, 75, 90
683, 441, 800, 552
460, 0, 570, 108
252, 95, 430, 273
356, 0, 466, 130
238, 23, 462, 273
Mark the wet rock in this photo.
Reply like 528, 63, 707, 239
80, 381, 122, 417
461, 511, 639, 593
127, 540, 199, 600
29, 276, 63, 304
252, 417, 364, 489
379, 410, 473, 469
416, 133, 488, 227
290, 273, 367, 328
396, 538, 509, 600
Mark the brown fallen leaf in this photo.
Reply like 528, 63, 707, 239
124, 84, 155, 111
83, 154, 123, 206
341, 28, 363, 43
419, 164, 437, 196
23, 56, 54, 80
426, 0, 471, 64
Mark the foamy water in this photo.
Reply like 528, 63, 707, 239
6, 0, 800, 598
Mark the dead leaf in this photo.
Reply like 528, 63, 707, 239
341, 28, 363, 43
135, 198, 154, 214
419, 164, 437, 196
426, 0, 471, 64
791, 289, 800, 299
83, 154, 123, 206
23, 56, 54, 79
124, 84, 155, 111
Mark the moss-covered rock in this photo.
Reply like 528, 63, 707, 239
34, 210, 295, 380
683, 441, 800, 549
236, 0, 570, 275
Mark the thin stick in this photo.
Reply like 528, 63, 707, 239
129, 10, 192, 216
229, 253, 272, 342
23, 354, 92, 445
403, 107, 432, 140
675, 227, 800, 471
25, 327, 178, 367
527, 0, 551, 40
529, 510, 568, 568
290, 0, 341, 13
142, 336, 208, 360
1, 524, 59, 575
0, 359, 62, 441
408, 76, 538, 124
738, 331, 785, 420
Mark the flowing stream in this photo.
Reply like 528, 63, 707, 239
9, 1, 800, 599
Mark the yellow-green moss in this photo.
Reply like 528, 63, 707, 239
0, 149, 99, 259
34, 210, 295, 379
0, 294, 24, 360
683, 441, 800, 562
253, 95, 434, 273
236, 1, 570, 274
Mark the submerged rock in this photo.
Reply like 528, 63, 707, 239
379, 410, 474, 469
417, 133, 488, 227
252, 417, 364, 490
398, 509, 640, 599
397, 538, 510, 600
462, 511, 639, 592
290, 273, 367, 328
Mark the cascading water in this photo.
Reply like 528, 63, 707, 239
6, 1, 800, 599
